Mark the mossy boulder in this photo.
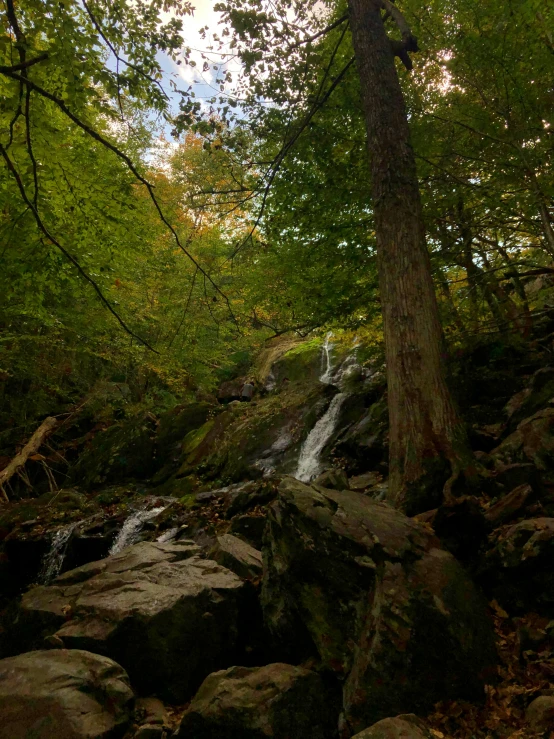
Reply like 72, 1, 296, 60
156, 402, 213, 456
262, 478, 497, 732
68, 413, 157, 490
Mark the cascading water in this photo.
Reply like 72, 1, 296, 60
319, 332, 334, 384
40, 522, 78, 584
295, 392, 347, 482
294, 334, 350, 482
110, 505, 167, 555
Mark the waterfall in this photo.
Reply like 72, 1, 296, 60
294, 333, 358, 482
295, 392, 347, 482
109, 505, 167, 555
319, 332, 334, 384
40, 522, 77, 584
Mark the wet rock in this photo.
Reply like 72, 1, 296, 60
485, 484, 536, 527
263, 478, 497, 732
350, 714, 432, 739
175, 663, 339, 739
0, 649, 133, 738
12, 540, 245, 701
480, 518, 554, 612
229, 514, 267, 549
526, 694, 554, 731
209, 534, 262, 580
313, 468, 349, 490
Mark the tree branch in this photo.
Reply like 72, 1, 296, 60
287, 14, 349, 50
0, 67, 237, 326
0, 142, 158, 352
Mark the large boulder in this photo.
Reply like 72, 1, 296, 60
175, 663, 339, 738
262, 478, 497, 733
351, 715, 432, 739
0, 649, 133, 738
209, 534, 263, 580
11, 540, 245, 701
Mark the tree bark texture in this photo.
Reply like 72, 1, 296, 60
348, 0, 471, 513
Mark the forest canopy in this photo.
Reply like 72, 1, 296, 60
0, 0, 552, 440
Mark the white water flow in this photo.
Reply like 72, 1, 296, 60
294, 333, 348, 482
40, 522, 78, 584
319, 332, 334, 384
109, 506, 167, 555
295, 392, 347, 482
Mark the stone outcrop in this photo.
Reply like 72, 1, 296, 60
0, 649, 133, 738
262, 478, 497, 733
175, 663, 339, 738
350, 715, 432, 739
11, 541, 245, 701
209, 534, 262, 580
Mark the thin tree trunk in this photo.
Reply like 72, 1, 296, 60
0, 416, 58, 502
348, 0, 473, 513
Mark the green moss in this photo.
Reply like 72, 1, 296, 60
182, 419, 215, 458
282, 337, 322, 358
179, 493, 197, 508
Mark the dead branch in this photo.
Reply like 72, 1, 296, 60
0, 416, 58, 502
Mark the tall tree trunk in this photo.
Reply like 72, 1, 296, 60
348, 0, 473, 513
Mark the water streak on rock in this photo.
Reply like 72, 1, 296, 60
295, 392, 347, 482
40, 522, 78, 584
319, 332, 334, 384
110, 506, 167, 555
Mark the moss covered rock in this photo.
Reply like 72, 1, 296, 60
68, 413, 157, 490
262, 478, 497, 732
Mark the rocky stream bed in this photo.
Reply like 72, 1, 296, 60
3, 335, 554, 737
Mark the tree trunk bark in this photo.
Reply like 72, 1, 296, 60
348, 0, 472, 513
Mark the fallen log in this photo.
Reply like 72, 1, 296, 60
0, 416, 58, 503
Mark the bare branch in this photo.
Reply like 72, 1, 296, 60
0, 53, 49, 73
287, 14, 349, 50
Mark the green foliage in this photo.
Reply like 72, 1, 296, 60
1, 0, 553, 440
